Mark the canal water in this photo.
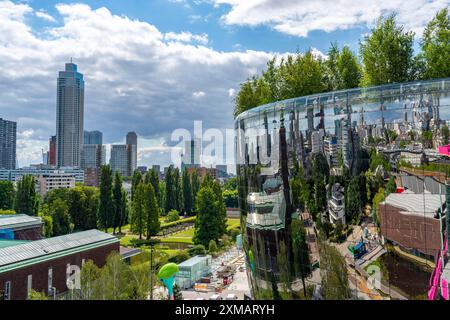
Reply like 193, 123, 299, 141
379, 252, 431, 299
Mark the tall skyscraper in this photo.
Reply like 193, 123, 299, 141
126, 131, 137, 146
84, 130, 103, 145
182, 138, 201, 169
0, 118, 16, 170
56, 61, 84, 168
110, 144, 137, 177
126, 131, 138, 172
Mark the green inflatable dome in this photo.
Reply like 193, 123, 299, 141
158, 263, 179, 279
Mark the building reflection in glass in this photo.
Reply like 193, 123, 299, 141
235, 78, 450, 300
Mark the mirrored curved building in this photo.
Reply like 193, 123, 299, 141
235, 78, 450, 300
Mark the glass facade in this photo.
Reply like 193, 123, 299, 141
235, 78, 450, 300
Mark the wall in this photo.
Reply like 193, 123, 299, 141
0, 242, 119, 300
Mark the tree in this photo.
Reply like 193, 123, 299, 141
38, 211, 53, 237
276, 240, 291, 295
0, 181, 14, 210
97, 252, 130, 300
337, 45, 361, 89
319, 239, 351, 300
173, 168, 182, 212
144, 183, 160, 239
166, 209, 180, 222
360, 14, 415, 86
119, 189, 129, 234
193, 186, 225, 247
112, 171, 124, 234
422, 8, 450, 79
442, 124, 450, 145
164, 166, 175, 212
292, 219, 312, 297
98, 165, 114, 232
386, 176, 397, 194
48, 199, 71, 236
131, 170, 142, 202
147, 168, 160, 210
182, 169, 193, 214
325, 42, 341, 91
208, 239, 218, 254
345, 177, 362, 223
80, 260, 101, 300
191, 169, 200, 211
131, 182, 145, 239
14, 175, 39, 215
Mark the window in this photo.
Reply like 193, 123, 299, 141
48, 267, 53, 291
4, 281, 11, 300
27, 275, 32, 298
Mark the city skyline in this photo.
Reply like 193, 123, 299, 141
0, 0, 447, 169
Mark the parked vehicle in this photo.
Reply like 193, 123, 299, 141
209, 294, 223, 300
226, 294, 238, 300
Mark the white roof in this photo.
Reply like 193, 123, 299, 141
382, 193, 444, 218
0, 229, 118, 268
0, 214, 43, 230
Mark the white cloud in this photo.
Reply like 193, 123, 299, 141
228, 88, 236, 97
212, 0, 449, 37
35, 9, 56, 23
193, 91, 206, 98
164, 31, 209, 44
0, 1, 288, 167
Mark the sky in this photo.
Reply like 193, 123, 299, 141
0, 0, 448, 169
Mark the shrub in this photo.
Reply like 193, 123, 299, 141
166, 210, 180, 223
189, 244, 206, 256
208, 240, 218, 253
168, 250, 190, 264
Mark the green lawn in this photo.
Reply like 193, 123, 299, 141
227, 218, 240, 230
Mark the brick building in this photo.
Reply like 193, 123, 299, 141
379, 193, 446, 260
0, 215, 43, 241
0, 230, 119, 300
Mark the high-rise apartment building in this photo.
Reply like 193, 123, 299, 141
81, 144, 106, 169
84, 130, 103, 145
56, 62, 84, 168
126, 131, 138, 172
0, 118, 16, 170
110, 144, 137, 177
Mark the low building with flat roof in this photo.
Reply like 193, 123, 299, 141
175, 255, 212, 289
379, 193, 446, 260
0, 229, 119, 300
0, 214, 43, 241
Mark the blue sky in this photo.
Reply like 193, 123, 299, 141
1, 0, 448, 168
26, 0, 368, 53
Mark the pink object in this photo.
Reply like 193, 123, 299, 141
438, 145, 450, 156
441, 278, 449, 300
428, 236, 448, 300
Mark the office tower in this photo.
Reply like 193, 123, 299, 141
126, 131, 137, 146
311, 129, 325, 154
81, 144, 106, 169
48, 135, 56, 166
126, 131, 138, 171
182, 138, 201, 170
110, 144, 137, 177
84, 130, 103, 145
0, 118, 16, 170
56, 61, 84, 168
